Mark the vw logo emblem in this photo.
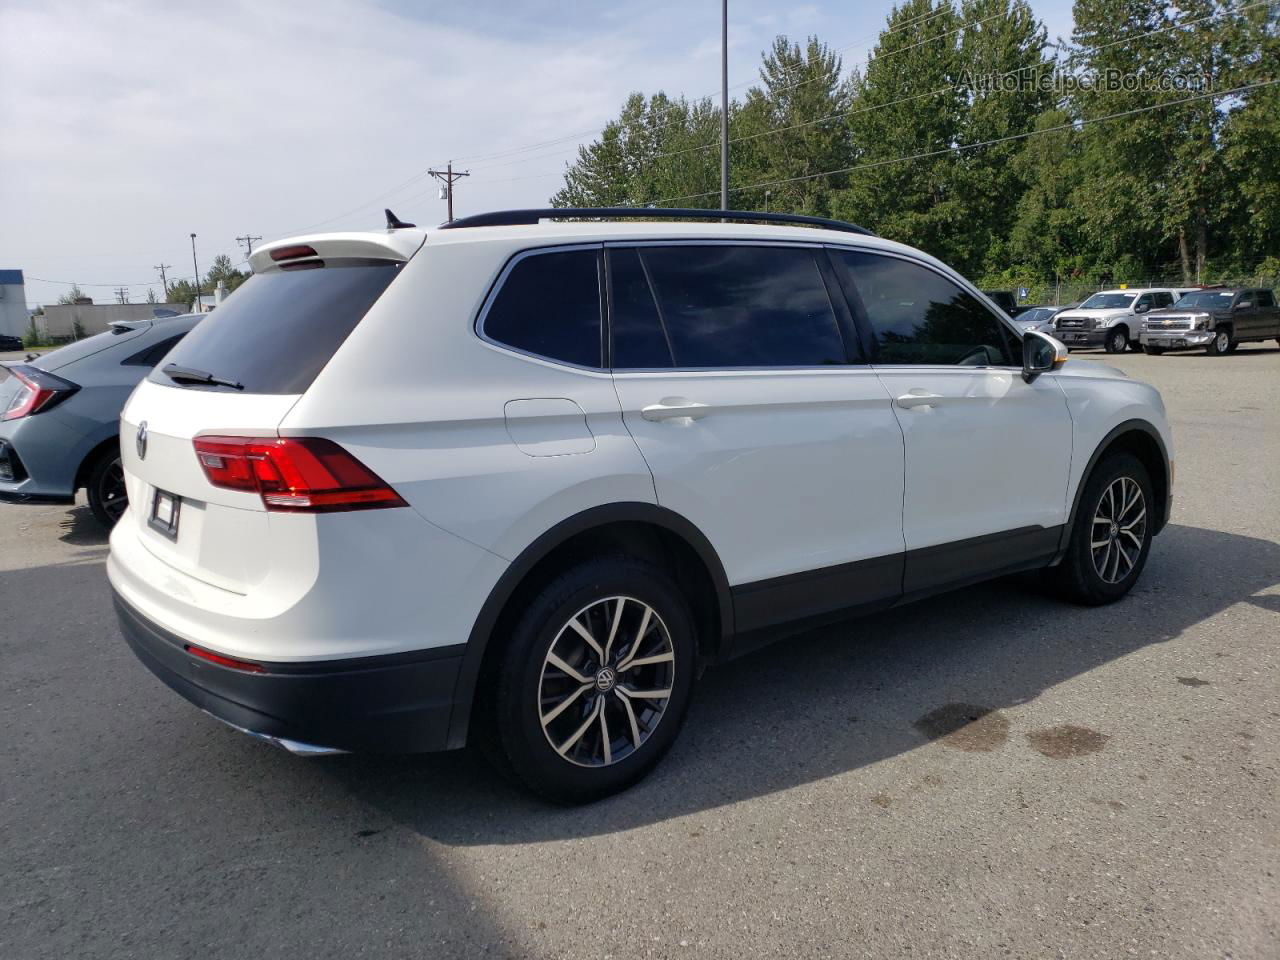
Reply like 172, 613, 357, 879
136, 421, 148, 461
594, 666, 617, 692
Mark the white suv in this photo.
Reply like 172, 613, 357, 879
108, 208, 1173, 802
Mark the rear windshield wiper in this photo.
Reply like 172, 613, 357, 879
162, 363, 244, 390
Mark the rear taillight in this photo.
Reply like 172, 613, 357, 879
192, 436, 406, 512
2, 365, 79, 421
184, 644, 266, 673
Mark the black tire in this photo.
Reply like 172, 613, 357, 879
1143, 344, 1165, 355
1047, 452, 1154, 606
488, 555, 697, 804
86, 448, 127, 528
1206, 327, 1234, 356
1104, 326, 1129, 354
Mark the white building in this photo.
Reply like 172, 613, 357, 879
0, 269, 28, 338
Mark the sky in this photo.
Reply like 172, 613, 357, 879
0, 0, 1075, 308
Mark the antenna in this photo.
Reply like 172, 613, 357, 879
385, 208, 416, 229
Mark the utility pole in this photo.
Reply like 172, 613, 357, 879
154, 263, 173, 299
428, 162, 470, 222
114, 287, 129, 304
189, 233, 202, 313
236, 234, 262, 258
720, 0, 729, 212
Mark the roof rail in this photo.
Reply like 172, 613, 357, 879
437, 207, 876, 237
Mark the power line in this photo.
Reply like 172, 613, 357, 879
236, 234, 262, 257
154, 263, 173, 298
643, 79, 1280, 206
428, 163, 471, 222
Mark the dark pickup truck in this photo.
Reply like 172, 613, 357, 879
1140, 287, 1280, 356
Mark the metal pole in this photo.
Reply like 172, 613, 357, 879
447, 162, 454, 222
720, 0, 729, 211
190, 233, 201, 313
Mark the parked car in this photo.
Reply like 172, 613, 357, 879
0, 313, 199, 525
1010, 305, 1063, 335
1140, 287, 1280, 355
1053, 288, 1194, 353
0, 334, 24, 352
108, 208, 1172, 803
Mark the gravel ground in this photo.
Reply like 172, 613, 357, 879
1, 345, 1277, 959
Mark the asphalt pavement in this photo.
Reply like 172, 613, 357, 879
1, 345, 1277, 959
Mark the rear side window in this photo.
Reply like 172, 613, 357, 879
483, 249, 602, 368
616, 245, 846, 368
831, 250, 1015, 366
1258, 290, 1276, 308
150, 261, 400, 393
122, 333, 187, 368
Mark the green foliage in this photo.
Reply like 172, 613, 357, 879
554, 2, 1278, 284
22, 317, 42, 348
71, 319, 87, 340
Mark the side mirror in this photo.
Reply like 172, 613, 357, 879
1134, 302, 1149, 313
1022, 330, 1066, 384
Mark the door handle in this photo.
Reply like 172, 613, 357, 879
641, 398, 709, 422
895, 390, 943, 410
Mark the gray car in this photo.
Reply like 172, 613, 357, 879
0, 313, 199, 525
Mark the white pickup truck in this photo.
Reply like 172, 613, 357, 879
1053, 288, 1195, 353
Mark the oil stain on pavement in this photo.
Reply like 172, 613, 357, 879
1027, 724, 1110, 758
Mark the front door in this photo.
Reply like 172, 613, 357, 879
606, 243, 907, 634
827, 247, 1074, 595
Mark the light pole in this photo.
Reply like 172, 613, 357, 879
189, 233, 201, 313
720, 0, 729, 212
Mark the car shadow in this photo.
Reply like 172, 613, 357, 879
323, 522, 1280, 843
57, 505, 110, 546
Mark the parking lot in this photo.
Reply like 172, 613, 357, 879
1, 346, 1276, 959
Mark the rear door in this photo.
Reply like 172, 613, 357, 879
1257, 289, 1280, 336
828, 248, 1073, 594
607, 242, 906, 635
118, 258, 403, 593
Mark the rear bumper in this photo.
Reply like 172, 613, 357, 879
113, 589, 464, 753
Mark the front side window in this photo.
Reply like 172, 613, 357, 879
483, 248, 602, 368
612, 244, 847, 368
829, 250, 1015, 366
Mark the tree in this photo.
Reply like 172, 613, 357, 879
56, 284, 86, 305
145, 287, 158, 304
71, 319, 87, 340
207, 253, 248, 293
954, 0, 1052, 272
833, 0, 969, 266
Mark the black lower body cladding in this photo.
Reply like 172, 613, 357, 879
113, 590, 463, 753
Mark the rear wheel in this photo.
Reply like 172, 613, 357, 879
489, 556, 697, 803
1206, 327, 1233, 356
1104, 327, 1129, 354
1048, 452, 1153, 606
86, 448, 127, 528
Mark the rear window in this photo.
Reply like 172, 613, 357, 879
149, 261, 400, 394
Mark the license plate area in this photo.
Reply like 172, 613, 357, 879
148, 488, 182, 540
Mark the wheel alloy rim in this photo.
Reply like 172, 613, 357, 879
100, 457, 128, 522
1216, 332, 1229, 352
538, 596, 675, 768
1090, 476, 1147, 584
1112, 332, 1125, 352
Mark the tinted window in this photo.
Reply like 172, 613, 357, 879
1257, 289, 1275, 308
122, 333, 187, 368
608, 247, 673, 368
150, 261, 400, 393
1153, 292, 1174, 308
629, 245, 845, 368
831, 250, 1015, 366
484, 249, 601, 367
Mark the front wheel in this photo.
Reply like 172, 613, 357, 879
1104, 327, 1130, 354
489, 556, 697, 803
86, 448, 128, 528
1047, 452, 1154, 606
1206, 328, 1234, 356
